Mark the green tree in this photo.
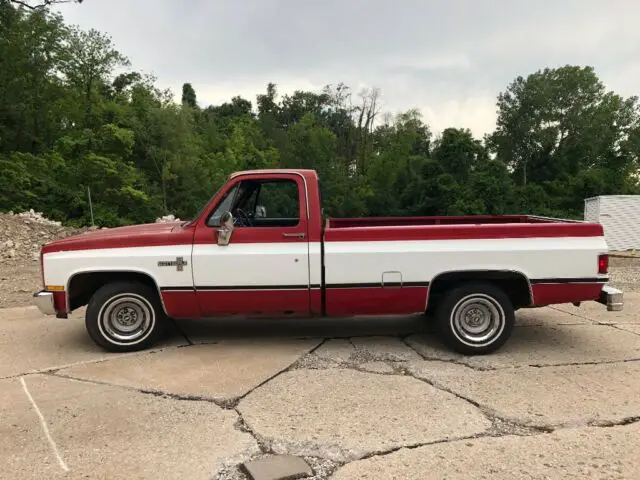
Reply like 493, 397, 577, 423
181, 82, 197, 109
432, 128, 488, 183
490, 65, 640, 187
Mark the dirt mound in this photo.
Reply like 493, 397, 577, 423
0, 210, 84, 264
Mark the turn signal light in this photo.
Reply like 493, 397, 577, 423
598, 254, 609, 274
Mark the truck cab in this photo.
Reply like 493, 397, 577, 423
189, 169, 323, 317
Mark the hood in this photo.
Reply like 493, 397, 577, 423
42, 221, 195, 254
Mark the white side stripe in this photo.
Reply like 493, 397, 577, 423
20, 377, 69, 472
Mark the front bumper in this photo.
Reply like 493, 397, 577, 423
33, 290, 56, 315
597, 285, 624, 312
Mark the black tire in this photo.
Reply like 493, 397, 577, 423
435, 282, 515, 355
85, 281, 167, 352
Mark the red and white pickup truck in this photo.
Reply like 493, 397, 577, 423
33, 168, 623, 355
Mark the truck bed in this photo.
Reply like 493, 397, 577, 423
323, 214, 596, 242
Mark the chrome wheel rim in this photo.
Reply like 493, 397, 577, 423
97, 293, 155, 346
450, 293, 505, 347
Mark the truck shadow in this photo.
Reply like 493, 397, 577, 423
169, 314, 431, 343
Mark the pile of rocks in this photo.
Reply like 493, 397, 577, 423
155, 214, 181, 223
0, 211, 81, 263
14, 209, 63, 227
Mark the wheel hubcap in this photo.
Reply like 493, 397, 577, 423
98, 294, 155, 345
451, 294, 505, 347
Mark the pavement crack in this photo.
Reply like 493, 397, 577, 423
308, 338, 329, 354
232, 340, 328, 405
47, 371, 229, 407
589, 416, 640, 428
0, 346, 179, 380
232, 408, 272, 454
548, 306, 597, 323
528, 358, 640, 368
610, 324, 640, 336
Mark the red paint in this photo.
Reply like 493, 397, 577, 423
323, 222, 604, 243
531, 282, 604, 305
325, 287, 428, 316
42, 222, 195, 254
196, 289, 310, 317
53, 291, 67, 313
161, 290, 202, 318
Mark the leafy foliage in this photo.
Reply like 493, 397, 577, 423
1, 3, 639, 226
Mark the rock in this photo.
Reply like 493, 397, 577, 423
0, 211, 84, 266
241, 455, 313, 480
155, 214, 181, 223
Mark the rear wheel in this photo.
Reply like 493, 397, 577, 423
435, 282, 514, 355
85, 281, 166, 352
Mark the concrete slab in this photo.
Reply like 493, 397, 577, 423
238, 368, 491, 463
350, 336, 422, 362
1, 374, 259, 479
331, 423, 640, 480
60, 338, 321, 402
515, 306, 592, 326
407, 360, 640, 428
553, 291, 640, 324
0, 306, 185, 378
0, 377, 62, 479
406, 324, 640, 369
241, 455, 312, 480
176, 316, 425, 344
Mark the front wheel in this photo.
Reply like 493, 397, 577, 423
85, 281, 166, 352
435, 282, 515, 355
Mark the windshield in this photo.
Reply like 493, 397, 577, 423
182, 182, 225, 227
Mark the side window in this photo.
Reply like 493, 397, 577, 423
255, 180, 300, 224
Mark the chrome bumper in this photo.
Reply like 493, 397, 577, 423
597, 285, 624, 312
33, 290, 56, 315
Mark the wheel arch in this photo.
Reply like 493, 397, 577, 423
66, 269, 169, 316
425, 269, 533, 311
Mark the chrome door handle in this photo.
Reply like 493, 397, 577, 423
282, 233, 306, 239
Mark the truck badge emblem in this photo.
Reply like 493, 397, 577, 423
157, 256, 188, 271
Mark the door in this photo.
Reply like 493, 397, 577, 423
192, 173, 311, 317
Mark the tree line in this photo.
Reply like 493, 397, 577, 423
1, 2, 639, 227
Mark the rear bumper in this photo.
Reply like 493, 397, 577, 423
597, 285, 624, 311
33, 290, 56, 316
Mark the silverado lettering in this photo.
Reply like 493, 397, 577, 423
33, 168, 624, 354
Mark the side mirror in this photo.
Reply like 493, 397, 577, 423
255, 205, 266, 218
217, 211, 234, 246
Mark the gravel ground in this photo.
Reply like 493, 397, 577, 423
1, 256, 638, 310
0, 261, 44, 309
608, 256, 640, 293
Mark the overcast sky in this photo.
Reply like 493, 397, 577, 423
54, 0, 640, 138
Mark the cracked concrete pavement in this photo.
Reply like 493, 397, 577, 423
1, 293, 639, 479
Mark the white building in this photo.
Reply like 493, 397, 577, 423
584, 195, 640, 251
